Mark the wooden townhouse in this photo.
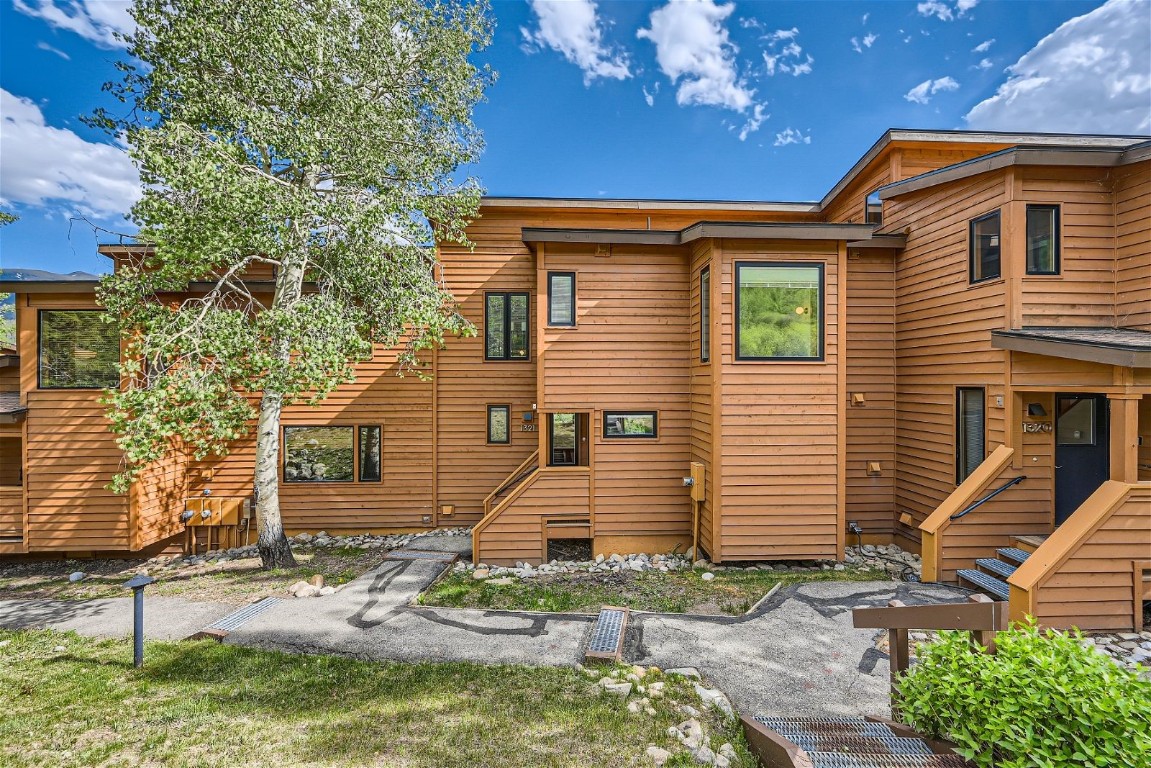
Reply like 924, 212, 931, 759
2, 129, 1148, 630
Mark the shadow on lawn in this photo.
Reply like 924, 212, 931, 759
0, 597, 118, 630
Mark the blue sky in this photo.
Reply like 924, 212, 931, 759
2, 0, 1149, 276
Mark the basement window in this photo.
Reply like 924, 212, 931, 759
1025, 205, 1060, 275
969, 211, 1001, 283
484, 292, 530, 360
603, 411, 657, 439
38, 310, 120, 389
284, 425, 382, 483
735, 262, 824, 360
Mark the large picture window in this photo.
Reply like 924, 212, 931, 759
700, 266, 711, 363
547, 272, 576, 327
735, 263, 823, 360
969, 211, 1001, 283
956, 388, 986, 483
485, 292, 530, 360
284, 425, 382, 483
603, 411, 657, 439
1025, 205, 1060, 275
38, 310, 120, 389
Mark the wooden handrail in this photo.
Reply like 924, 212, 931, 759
854, 594, 1006, 718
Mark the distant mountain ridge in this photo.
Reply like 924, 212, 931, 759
1, 268, 101, 281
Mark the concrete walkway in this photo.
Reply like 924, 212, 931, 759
0, 543, 969, 718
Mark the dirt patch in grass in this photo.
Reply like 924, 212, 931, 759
0, 548, 386, 606
0, 629, 755, 768
420, 566, 893, 616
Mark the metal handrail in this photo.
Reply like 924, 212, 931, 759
950, 475, 1026, 520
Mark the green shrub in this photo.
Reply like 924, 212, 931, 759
898, 620, 1151, 768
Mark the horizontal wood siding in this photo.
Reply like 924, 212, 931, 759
474, 469, 591, 566
541, 243, 692, 540
1018, 167, 1118, 327
1114, 160, 1150, 330
717, 240, 842, 560
131, 447, 188, 550
886, 172, 1011, 538
0, 486, 21, 539
690, 241, 716, 558
845, 252, 897, 538
1032, 483, 1151, 630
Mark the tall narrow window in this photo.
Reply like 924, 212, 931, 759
735, 263, 823, 360
487, 405, 510, 444
1025, 205, 1060, 275
969, 211, 1001, 283
548, 272, 576, 327
956, 388, 986, 483
865, 190, 882, 225
549, 413, 577, 466
358, 426, 382, 482
700, 266, 711, 363
38, 310, 120, 389
484, 292, 530, 360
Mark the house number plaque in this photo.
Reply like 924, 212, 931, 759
521, 423, 537, 432
1022, 422, 1052, 433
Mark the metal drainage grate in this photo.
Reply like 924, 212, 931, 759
206, 597, 282, 632
789, 735, 935, 756
584, 606, 629, 663
755, 717, 897, 739
383, 550, 458, 562
808, 755, 967, 768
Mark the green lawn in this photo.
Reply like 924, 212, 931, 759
0, 630, 753, 768
420, 566, 893, 615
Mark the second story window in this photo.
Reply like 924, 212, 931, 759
547, 272, 576, 326
735, 263, 823, 360
38, 310, 120, 389
969, 211, 1001, 283
1026, 205, 1060, 275
484, 292, 530, 360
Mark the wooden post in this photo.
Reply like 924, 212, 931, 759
968, 593, 998, 653
888, 599, 909, 719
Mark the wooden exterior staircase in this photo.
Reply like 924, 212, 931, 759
955, 535, 1047, 601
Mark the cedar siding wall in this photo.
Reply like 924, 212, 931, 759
540, 243, 692, 542
690, 241, 717, 558
844, 252, 897, 539
1032, 483, 1151, 630
1114, 160, 1151, 330
18, 295, 130, 551
886, 172, 1010, 540
717, 240, 842, 560
475, 470, 590, 565
1018, 167, 1118, 327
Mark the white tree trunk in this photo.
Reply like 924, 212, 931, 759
254, 389, 296, 568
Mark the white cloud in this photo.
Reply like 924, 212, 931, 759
973, 38, 995, 53
862, 12, 870, 24
851, 33, 878, 53
0, 88, 140, 219
762, 26, 814, 76
904, 76, 960, 104
774, 127, 811, 146
642, 83, 659, 106
638, 0, 756, 111
973, 57, 993, 70
965, 0, 1151, 133
956, 0, 979, 17
917, 0, 977, 22
521, 0, 631, 84
739, 104, 767, 141
36, 40, 70, 60
13, 0, 134, 49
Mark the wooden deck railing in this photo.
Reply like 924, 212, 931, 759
474, 450, 541, 563
853, 594, 1007, 717
0, 485, 23, 540
482, 449, 540, 516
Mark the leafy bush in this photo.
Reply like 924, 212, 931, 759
898, 620, 1151, 768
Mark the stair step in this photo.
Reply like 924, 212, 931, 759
788, 734, 934, 756
975, 557, 1017, 580
808, 755, 967, 768
996, 547, 1031, 566
957, 568, 1010, 600
1012, 534, 1049, 552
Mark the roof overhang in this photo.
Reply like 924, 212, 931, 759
992, 328, 1151, 368
879, 142, 1151, 200
0, 355, 17, 369
481, 197, 820, 214
0, 410, 27, 425
0, 280, 100, 294
522, 222, 887, 246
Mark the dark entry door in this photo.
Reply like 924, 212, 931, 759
1054, 394, 1109, 526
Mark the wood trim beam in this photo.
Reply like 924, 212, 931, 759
991, 332, 1151, 368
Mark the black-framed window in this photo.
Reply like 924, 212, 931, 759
1025, 205, 1060, 275
547, 272, 576, 327
735, 262, 824, 360
487, 405, 510, 444
484, 292, 530, 360
604, 411, 657, 439
865, 190, 882, 225
956, 388, 986, 483
38, 310, 120, 389
284, 425, 382, 483
549, 413, 578, 466
700, 266, 711, 363
969, 211, 1001, 283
